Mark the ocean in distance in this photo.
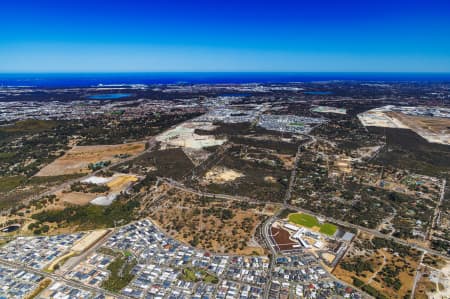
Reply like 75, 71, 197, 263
1, 72, 450, 88
88, 93, 132, 100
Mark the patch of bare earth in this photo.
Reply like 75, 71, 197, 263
202, 166, 244, 184
57, 191, 98, 205
36, 142, 145, 176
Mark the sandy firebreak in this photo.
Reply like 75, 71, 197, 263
35, 142, 145, 176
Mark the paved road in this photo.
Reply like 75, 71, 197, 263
161, 177, 449, 259
0, 258, 130, 299
58, 229, 114, 276
4, 115, 447, 298
284, 203, 448, 258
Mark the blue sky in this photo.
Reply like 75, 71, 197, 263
1, 0, 450, 72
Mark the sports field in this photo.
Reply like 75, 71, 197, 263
288, 213, 337, 236
319, 223, 338, 236
288, 213, 319, 227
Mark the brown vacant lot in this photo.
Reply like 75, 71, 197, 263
388, 112, 450, 135
270, 226, 298, 252
36, 142, 145, 176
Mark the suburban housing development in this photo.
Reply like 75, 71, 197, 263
0, 80, 449, 299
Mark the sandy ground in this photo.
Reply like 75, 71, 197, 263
390, 112, 450, 145
46, 251, 76, 272
427, 263, 450, 299
57, 174, 138, 206
322, 252, 336, 264
71, 229, 109, 252
352, 145, 382, 160
312, 106, 347, 115
358, 109, 409, 129
36, 141, 145, 176
203, 166, 244, 184
106, 174, 139, 192
390, 112, 450, 134
264, 176, 277, 183
358, 107, 450, 145
157, 122, 226, 150
90, 193, 118, 206
58, 191, 98, 205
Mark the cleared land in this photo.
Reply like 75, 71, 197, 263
156, 121, 227, 165
358, 107, 450, 145
271, 226, 298, 251
72, 229, 109, 252
58, 191, 98, 205
36, 142, 145, 176
156, 121, 226, 150
106, 174, 139, 192
202, 166, 244, 184
389, 112, 450, 134
312, 106, 347, 115
56, 173, 138, 206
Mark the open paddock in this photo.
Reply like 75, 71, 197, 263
36, 142, 145, 176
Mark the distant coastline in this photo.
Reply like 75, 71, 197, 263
1, 72, 450, 88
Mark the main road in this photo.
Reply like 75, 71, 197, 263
0, 257, 131, 299
161, 177, 449, 259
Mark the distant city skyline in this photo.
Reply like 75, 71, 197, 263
1, 0, 450, 72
